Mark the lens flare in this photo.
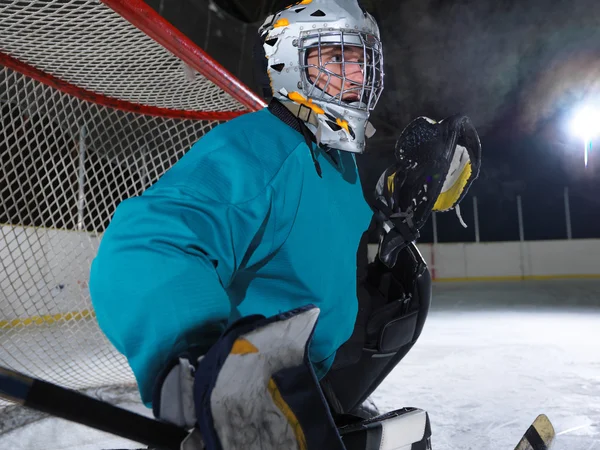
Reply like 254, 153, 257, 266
570, 105, 600, 167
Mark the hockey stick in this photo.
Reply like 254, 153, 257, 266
0, 366, 188, 450
514, 414, 555, 450
1, 365, 556, 450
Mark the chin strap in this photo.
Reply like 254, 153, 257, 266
280, 100, 320, 128
268, 98, 323, 178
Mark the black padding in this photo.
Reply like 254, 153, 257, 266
379, 311, 418, 353
341, 424, 382, 450
322, 243, 432, 415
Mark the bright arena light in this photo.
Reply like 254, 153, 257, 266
570, 105, 600, 139
569, 105, 600, 166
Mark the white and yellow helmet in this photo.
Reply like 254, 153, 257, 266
257, 0, 384, 153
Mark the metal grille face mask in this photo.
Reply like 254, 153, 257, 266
258, 0, 385, 153
299, 30, 384, 112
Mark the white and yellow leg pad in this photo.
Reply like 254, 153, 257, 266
157, 306, 346, 450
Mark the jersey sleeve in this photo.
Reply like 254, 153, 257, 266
89, 176, 279, 405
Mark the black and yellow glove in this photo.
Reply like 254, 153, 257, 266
373, 115, 482, 267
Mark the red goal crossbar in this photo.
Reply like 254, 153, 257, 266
101, 0, 266, 114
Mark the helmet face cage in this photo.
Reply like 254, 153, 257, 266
298, 30, 384, 112
258, 0, 384, 153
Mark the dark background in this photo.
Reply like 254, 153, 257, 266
146, 0, 600, 243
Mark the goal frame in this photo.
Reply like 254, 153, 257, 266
0, 0, 266, 120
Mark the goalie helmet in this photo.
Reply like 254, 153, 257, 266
256, 0, 384, 153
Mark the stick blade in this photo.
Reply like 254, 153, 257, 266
514, 414, 555, 450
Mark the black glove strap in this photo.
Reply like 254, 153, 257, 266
374, 198, 420, 268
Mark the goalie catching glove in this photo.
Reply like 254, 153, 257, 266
374, 115, 482, 267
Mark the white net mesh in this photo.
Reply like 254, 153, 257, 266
0, 0, 246, 113
0, 0, 255, 410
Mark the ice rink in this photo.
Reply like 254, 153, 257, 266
2, 278, 600, 450
373, 279, 600, 450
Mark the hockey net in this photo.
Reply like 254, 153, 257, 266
0, 0, 264, 410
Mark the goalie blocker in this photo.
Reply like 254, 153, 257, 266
153, 304, 433, 450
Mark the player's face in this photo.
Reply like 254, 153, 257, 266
306, 45, 365, 102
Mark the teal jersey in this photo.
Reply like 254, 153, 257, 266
89, 107, 373, 405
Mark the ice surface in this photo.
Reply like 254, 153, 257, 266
372, 279, 600, 450
2, 279, 599, 449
